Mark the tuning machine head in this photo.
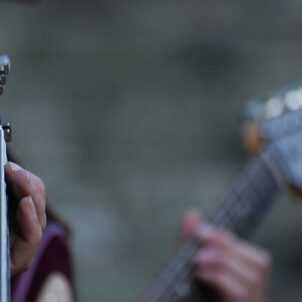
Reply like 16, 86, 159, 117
0, 55, 10, 95
2, 123, 12, 143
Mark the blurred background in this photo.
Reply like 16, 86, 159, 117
1, 0, 302, 301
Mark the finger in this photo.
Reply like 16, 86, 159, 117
195, 224, 271, 274
230, 240, 272, 279
194, 247, 262, 288
195, 226, 271, 282
31, 192, 46, 229
10, 196, 42, 276
5, 162, 46, 228
180, 209, 203, 241
6, 162, 46, 199
195, 224, 235, 249
196, 270, 248, 302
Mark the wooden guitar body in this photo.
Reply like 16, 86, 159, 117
12, 223, 75, 302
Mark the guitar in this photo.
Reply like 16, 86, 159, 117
141, 83, 302, 302
0, 55, 76, 302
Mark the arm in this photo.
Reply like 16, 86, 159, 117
5, 161, 46, 276
181, 211, 272, 302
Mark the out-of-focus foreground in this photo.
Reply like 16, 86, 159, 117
1, 1, 302, 301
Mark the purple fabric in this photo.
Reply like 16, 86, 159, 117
12, 223, 75, 302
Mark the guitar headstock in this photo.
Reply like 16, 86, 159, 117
242, 82, 302, 193
0, 55, 10, 96
242, 82, 302, 154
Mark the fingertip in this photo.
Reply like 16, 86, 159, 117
6, 162, 25, 184
195, 223, 215, 241
193, 248, 218, 268
8, 162, 23, 172
5, 162, 14, 179
180, 209, 203, 240
183, 209, 203, 221
7, 167, 31, 200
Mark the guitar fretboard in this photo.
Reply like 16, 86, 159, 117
141, 152, 279, 302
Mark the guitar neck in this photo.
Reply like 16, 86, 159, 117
209, 152, 279, 237
141, 152, 280, 302
0, 127, 9, 302
0, 55, 11, 302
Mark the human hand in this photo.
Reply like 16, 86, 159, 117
181, 211, 272, 302
5, 162, 46, 276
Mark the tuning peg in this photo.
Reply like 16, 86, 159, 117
285, 89, 302, 111
2, 124, 12, 142
0, 55, 10, 75
0, 75, 6, 86
265, 96, 284, 119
